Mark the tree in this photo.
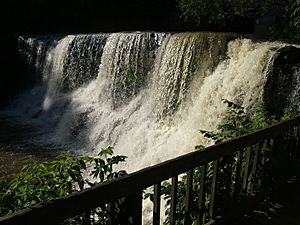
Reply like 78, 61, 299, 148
285, 0, 300, 36
176, 0, 279, 25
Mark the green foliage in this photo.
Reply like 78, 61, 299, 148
287, 0, 300, 31
176, 0, 276, 25
284, 0, 300, 40
0, 147, 127, 224
154, 166, 214, 225
176, 0, 227, 25
176, 0, 300, 41
199, 100, 278, 145
148, 100, 296, 224
262, 0, 300, 41
280, 107, 296, 121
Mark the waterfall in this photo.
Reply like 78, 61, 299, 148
10, 32, 295, 175
289, 66, 300, 111
151, 32, 230, 119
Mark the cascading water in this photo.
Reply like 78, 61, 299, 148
2, 31, 300, 224
6, 32, 298, 176
151, 32, 230, 119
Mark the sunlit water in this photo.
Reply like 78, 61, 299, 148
1, 32, 298, 223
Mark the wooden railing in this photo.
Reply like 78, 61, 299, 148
1, 116, 300, 225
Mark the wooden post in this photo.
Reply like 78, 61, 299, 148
82, 211, 91, 225
184, 170, 193, 225
197, 164, 207, 225
297, 126, 300, 158
107, 201, 116, 225
153, 183, 161, 225
250, 142, 262, 194
209, 159, 219, 220
233, 150, 243, 201
292, 126, 299, 160
170, 176, 178, 225
242, 147, 251, 194
126, 191, 143, 225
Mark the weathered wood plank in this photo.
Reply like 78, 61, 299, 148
184, 170, 193, 225
127, 191, 143, 225
1, 117, 300, 225
197, 164, 207, 225
83, 211, 91, 225
296, 126, 300, 151
209, 159, 219, 219
296, 126, 300, 157
233, 150, 243, 200
108, 202, 115, 225
242, 147, 251, 194
250, 142, 262, 194
170, 176, 178, 225
153, 183, 161, 225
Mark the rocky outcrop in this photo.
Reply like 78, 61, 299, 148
263, 46, 300, 116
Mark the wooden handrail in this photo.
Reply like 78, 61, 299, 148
1, 116, 300, 225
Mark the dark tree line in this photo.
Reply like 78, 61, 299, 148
176, 0, 300, 40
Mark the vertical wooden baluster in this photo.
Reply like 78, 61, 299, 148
170, 176, 178, 225
197, 164, 207, 225
223, 155, 234, 202
184, 170, 193, 225
268, 138, 274, 151
297, 126, 300, 157
250, 142, 262, 194
108, 202, 115, 225
292, 126, 299, 159
83, 211, 91, 225
286, 129, 293, 159
258, 140, 268, 188
265, 138, 273, 173
294, 126, 298, 145
127, 191, 143, 225
242, 147, 251, 194
209, 159, 219, 220
233, 150, 243, 201
297, 126, 300, 149
283, 131, 290, 173
273, 134, 285, 178
153, 183, 161, 225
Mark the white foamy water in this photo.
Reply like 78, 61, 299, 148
5, 32, 299, 224
11, 33, 290, 174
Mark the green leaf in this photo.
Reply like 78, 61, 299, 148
98, 146, 114, 157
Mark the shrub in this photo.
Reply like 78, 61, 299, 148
176, 0, 277, 25
147, 100, 295, 224
0, 147, 127, 224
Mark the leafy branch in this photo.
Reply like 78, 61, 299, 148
0, 147, 127, 224
146, 100, 296, 224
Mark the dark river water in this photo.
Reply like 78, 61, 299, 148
0, 113, 58, 178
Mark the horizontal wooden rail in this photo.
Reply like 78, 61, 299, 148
1, 116, 300, 225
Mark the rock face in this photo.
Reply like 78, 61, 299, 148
263, 46, 300, 116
